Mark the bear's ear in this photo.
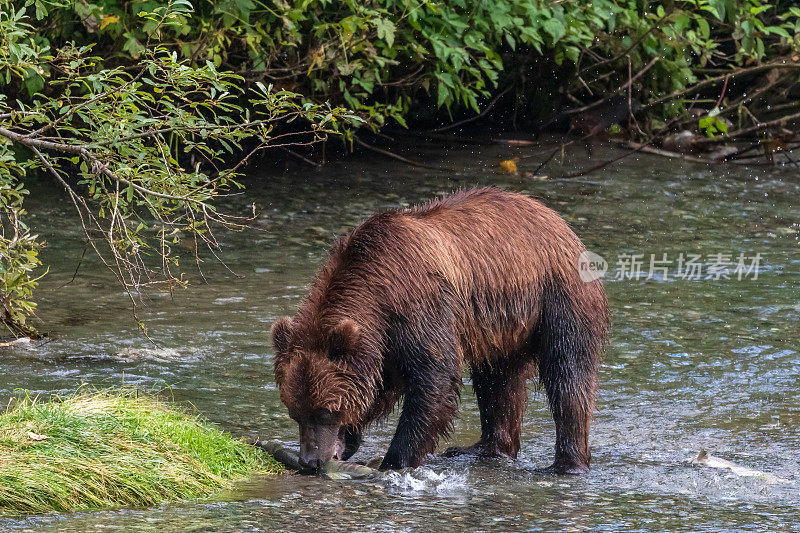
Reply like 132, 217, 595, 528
271, 316, 294, 354
328, 319, 361, 361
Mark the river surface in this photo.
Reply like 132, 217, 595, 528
1, 137, 799, 532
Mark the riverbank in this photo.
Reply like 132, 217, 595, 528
0, 390, 282, 516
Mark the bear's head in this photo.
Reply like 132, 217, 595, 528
271, 316, 369, 470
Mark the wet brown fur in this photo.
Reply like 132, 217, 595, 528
272, 187, 609, 472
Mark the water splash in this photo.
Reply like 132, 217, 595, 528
382, 467, 469, 495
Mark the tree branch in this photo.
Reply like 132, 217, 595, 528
0, 126, 208, 204
643, 60, 800, 110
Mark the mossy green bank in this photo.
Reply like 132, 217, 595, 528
0, 390, 282, 516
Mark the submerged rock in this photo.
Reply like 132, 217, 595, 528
0, 337, 33, 347
663, 130, 698, 153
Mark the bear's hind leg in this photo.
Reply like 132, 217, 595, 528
443, 358, 533, 459
538, 374, 594, 475
535, 285, 605, 475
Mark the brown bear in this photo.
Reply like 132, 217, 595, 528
271, 187, 609, 474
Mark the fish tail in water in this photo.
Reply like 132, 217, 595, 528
323, 459, 383, 480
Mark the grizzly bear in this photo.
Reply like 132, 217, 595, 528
271, 187, 609, 474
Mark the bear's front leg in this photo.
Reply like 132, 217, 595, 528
341, 427, 363, 461
380, 356, 461, 470
380, 389, 459, 469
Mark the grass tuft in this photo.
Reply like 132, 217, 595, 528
0, 389, 282, 516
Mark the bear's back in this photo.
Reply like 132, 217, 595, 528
295, 187, 606, 364
314, 188, 588, 315
401, 187, 584, 286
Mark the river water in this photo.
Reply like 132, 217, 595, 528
1, 138, 799, 531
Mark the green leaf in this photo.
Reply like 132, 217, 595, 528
437, 81, 449, 108
564, 45, 580, 64
696, 17, 710, 39
542, 18, 566, 42
505, 32, 516, 50
375, 18, 396, 47
22, 72, 44, 98
765, 26, 790, 38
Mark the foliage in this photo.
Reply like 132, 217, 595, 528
0, 389, 282, 516
0, 164, 42, 337
8, 0, 800, 128
0, 0, 355, 334
699, 110, 729, 138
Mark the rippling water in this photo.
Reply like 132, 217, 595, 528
2, 137, 799, 531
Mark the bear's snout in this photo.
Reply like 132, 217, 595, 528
298, 423, 345, 472
298, 454, 324, 471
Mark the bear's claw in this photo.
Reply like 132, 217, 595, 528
533, 462, 590, 476
442, 443, 511, 459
